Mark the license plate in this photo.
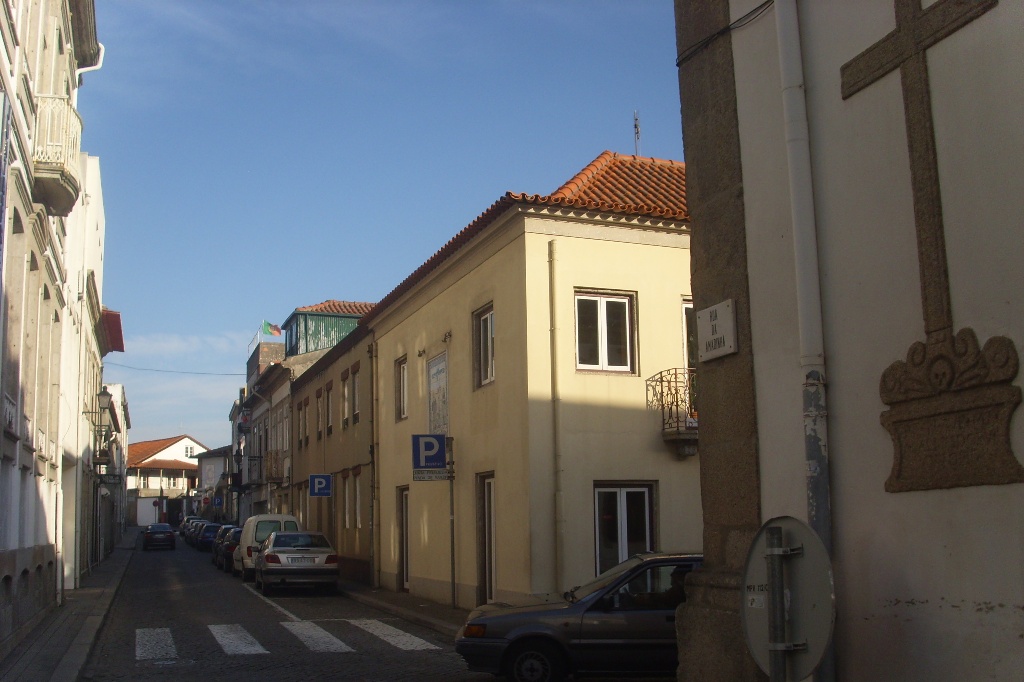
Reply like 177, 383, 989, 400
289, 556, 315, 565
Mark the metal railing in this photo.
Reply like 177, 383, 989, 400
646, 368, 698, 433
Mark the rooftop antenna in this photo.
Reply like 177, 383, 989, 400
633, 110, 641, 156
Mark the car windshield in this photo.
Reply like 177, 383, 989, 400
148, 524, 172, 531
273, 533, 330, 549
565, 556, 645, 602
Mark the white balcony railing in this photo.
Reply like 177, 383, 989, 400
33, 94, 82, 167
32, 94, 82, 214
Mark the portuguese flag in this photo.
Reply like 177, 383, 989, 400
262, 320, 282, 336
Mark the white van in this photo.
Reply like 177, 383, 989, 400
232, 513, 300, 580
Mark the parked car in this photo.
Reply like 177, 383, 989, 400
455, 552, 702, 682
233, 514, 301, 581
179, 515, 201, 535
219, 527, 243, 573
210, 525, 237, 566
196, 523, 223, 551
253, 531, 339, 596
141, 523, 177, 551
184, 519, 205, 545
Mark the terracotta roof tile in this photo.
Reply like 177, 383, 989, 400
127, 435, 207, 468
514, 151, 687, 219
133, 457, 198, 472
361, 152, 687, 325
295, 300, 375, 316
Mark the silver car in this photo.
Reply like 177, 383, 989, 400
455, 552, 702, 682
253, 531, 339, 596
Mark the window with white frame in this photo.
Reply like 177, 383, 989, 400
316, 391, 323, 440
354, 470, 362, 528
341, 373, 350, 428
326, 382, 333, 435
352, 366, 360, 424
396, 356, 408, 420
474, 304, 495, 387
344, 474, 351, 529
575, 291, 635, 372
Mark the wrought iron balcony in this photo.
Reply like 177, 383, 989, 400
264, 450, 284, 483
646, 368, 698, 457
32, 95, 83, 216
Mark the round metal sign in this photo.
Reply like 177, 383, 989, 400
741, 516, 835, 680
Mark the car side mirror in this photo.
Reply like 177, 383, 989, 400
597, 594, 616, 611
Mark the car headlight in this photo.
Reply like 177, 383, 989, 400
462, 623, 487, 638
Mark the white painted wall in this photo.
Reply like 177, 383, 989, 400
728, 1, 1024, 678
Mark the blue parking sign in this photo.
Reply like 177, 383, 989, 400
412, 435, 450, 481
412, 435, 446, 469
309, 474, 332, 497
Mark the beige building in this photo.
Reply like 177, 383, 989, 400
365, 152, 701, 607
675, 1, 1023, 680
290, 325, 375, 583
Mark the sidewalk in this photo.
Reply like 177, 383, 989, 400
0, 527, 140, 682
0, 527, 469, 682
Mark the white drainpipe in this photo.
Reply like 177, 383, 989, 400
775, 2, 835, 680
548, 240, 565, 592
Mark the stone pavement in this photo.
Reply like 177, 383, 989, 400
0, 526, 470, 682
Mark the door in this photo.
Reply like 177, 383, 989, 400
576, 562, 685, 674
398, 487, 410, 591
594, 486, 652, 574
478, 474, 496, 603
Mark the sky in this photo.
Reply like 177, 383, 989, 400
79, 1, 686, 450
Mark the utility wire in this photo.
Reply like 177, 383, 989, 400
676, 0, 774, 67
104, 361, 244, 377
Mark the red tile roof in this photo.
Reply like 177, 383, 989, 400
296, 300, 375, 316
133, 457, 198, 472
512, 151, 687, 219
361, 152, 687, 325
127, 435, 207, 468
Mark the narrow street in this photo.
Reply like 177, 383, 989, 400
80, 541, 491, 682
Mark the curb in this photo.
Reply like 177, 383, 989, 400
52, 536, 137, 682
338, 589, 463, 640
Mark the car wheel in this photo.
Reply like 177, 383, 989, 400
506, 641, 567, 682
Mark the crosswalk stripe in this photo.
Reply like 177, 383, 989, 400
208, 624, 270, 655
346, 619, 440, 650
136, 627, 176, 660
281, 621, 355, 652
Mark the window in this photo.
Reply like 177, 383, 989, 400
316, 390, 323, 440
296, 404, 303, 449
396, 357, 408, 420
594, 485, 653, 574
575, 292, 635, 372
354, 469, 362, 529
341, 372, 350, 428
474, 304, 495, 387
326, 382, 334, 435
344, 474, 352, 529
352, 365, 360, 424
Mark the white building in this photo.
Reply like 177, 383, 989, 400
674, 1, 1023, 680
0, 0, 116, 660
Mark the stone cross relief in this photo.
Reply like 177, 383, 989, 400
840, 0, 1023, 492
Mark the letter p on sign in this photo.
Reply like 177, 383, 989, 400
309, 474, 332, 497
413, 435, 446, 469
